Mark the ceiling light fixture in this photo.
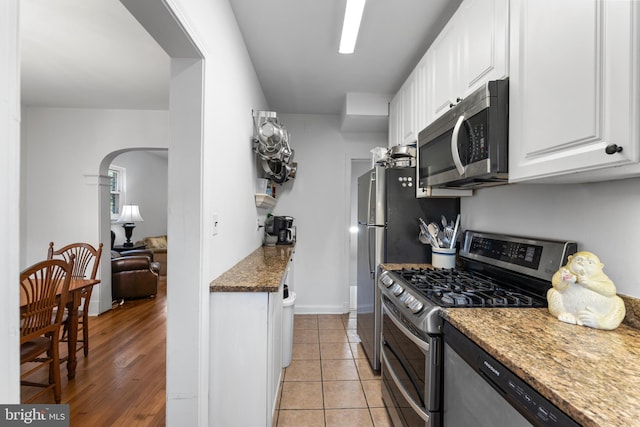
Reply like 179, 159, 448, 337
339, 0, 366, 54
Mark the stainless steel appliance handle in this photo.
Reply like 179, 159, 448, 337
451, 115, 466, 175
367, 171, 375, 278
382, 303, 430, 352
367, 229, 374, 279
381, 351, 430, 423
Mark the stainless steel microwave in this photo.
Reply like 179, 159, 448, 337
417, 79, 509, 193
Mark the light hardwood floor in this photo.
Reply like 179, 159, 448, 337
21, 277, 167, 426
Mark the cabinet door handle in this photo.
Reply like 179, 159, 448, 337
605, 144, 623, 155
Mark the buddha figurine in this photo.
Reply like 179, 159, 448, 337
547, 251, 625, 330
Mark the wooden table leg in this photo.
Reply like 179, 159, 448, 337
66, 292, 80, 380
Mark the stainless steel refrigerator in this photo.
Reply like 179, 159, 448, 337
356, 165, 459, 371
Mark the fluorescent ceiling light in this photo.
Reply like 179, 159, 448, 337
339, 0, 366, 54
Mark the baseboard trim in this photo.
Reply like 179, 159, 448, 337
294, 304, 350, 315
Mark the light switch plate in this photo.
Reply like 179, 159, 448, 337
212, 213, 219, 236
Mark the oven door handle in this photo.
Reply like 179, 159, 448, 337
451, 114, 466, 176
382, 350, 430, 423
383, 303, 430, 352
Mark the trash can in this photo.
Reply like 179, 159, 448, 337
282, 290, 296, 368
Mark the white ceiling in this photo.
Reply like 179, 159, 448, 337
21, 0, 461, 115
20, 0, 170, 109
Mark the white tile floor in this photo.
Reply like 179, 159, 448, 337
274, 313, 392, 427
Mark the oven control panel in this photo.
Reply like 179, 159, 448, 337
460, 231, 577, 282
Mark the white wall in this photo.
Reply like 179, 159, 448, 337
16, 0, 270, 421
110, 150, 168, 246
11, 0, 268, 425
275, 113, 385, 313
20, 107, 169, 319
462, 178, 640, 298
0, 0, 20, 403
21, 107, 169, 268
161, 1, 269, 424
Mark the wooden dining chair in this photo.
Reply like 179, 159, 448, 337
48, 242, 103, 356
20, 257, 74, 403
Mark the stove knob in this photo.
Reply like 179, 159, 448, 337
409, 300, 424, 314
380, 275, 394, 288
403, 295, 416, 307
391, 284, 404, 296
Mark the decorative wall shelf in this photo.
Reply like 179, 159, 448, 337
255, 193, 276, 209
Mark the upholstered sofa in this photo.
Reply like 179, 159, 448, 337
137, 235, 167, 276
111, 249, 160, 300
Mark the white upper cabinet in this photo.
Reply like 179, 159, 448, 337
509, 0, 640, 183
428, 0, 509, 122
388, 91, 401, 147
389, 70, 419, 146
401, 74, 418, 144
459, 0, 508, 94
415, 56, 432, 136
390, 0, 508, 146
429, 16, 462, 120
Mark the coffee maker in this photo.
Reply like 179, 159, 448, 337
267, 215, 294, 245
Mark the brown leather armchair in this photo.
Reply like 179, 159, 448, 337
111, 249, 160, 300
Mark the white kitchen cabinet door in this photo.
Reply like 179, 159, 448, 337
509, 0, 640, 183
401, 73, 418, 145
428, 16, 461, 121
388, 91, 402, 147
388, 74, 419, 146
210, 281, 285, 427
267, 285, 283, 421
458, 0, 509, 96
428, 0, 508, 123
415, 56, 432, 137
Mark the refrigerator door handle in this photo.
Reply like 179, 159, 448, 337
368, 226, 374, 278
367, 223, 385, 278
367, 169, 375, 225
367, 170, 375, 278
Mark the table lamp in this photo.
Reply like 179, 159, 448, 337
118, 204, 144, 247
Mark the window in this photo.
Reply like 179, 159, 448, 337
109, 166, 126, 220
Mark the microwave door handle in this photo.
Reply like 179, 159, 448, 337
451, 115, 466, 176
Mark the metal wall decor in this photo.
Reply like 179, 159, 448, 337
252, 110, 297, 183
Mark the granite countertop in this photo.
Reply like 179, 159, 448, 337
380, 263, 640, 426
209, 245, 294, 292
380, 263, 431, 271
442, 308, 640, 427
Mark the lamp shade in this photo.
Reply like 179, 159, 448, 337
118, 205, 144, 223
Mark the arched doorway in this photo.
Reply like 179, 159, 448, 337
97, 148, 169, 313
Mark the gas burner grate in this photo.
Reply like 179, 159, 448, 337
397, 267, 545, 308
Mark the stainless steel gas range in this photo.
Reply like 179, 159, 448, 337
379, 231, 577, 427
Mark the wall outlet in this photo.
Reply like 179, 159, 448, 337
212, 213, 219, 236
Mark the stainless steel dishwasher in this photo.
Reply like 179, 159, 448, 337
443, 322, 580, 427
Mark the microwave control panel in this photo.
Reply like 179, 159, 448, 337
465, 110, 489, 164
